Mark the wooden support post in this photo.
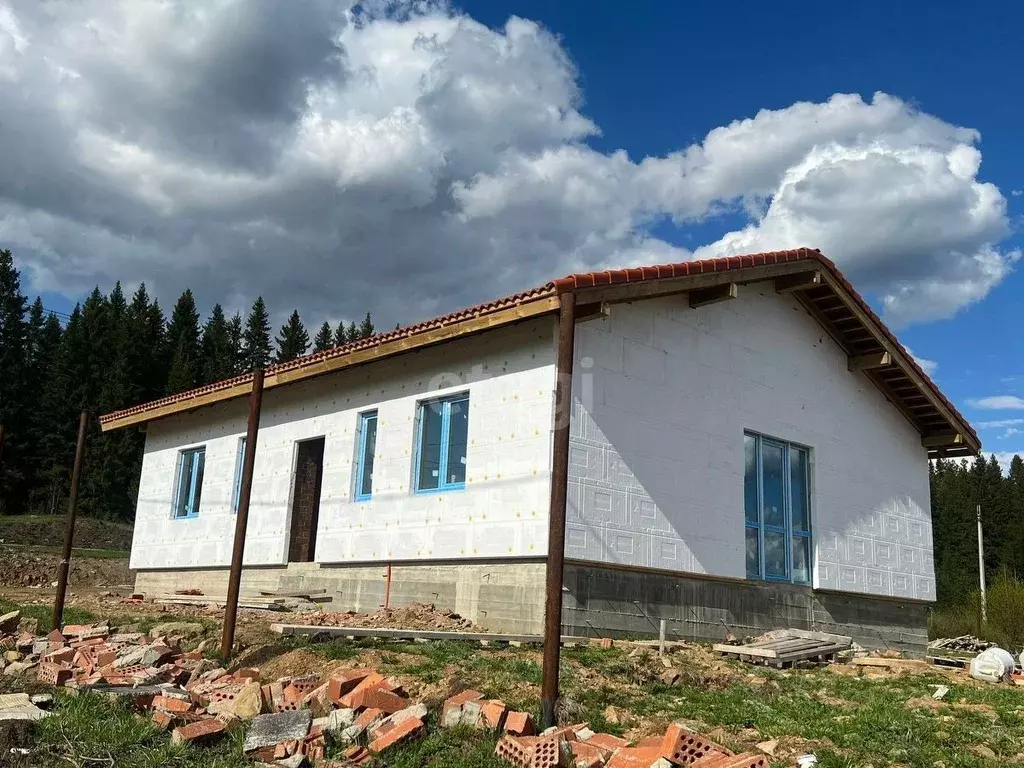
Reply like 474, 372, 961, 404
688, 282, 737, 309
221, 369, 265, 660
541, 292, 576, 729
774, 270, 821, 293
847, 352, 892, 371
53, 410, 88, 631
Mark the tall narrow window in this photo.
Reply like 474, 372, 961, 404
354, 411, 378, 501
743, 433, 811, 584
414, 394, 469, 492
232, 437, 246, 513
174, 447, 206, 519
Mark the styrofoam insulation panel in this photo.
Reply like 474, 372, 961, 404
566, 287, 936, 602
130, 317, 557, 570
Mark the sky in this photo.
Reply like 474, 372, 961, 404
0, 1, 1021, 463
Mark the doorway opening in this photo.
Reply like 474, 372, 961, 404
288, 437, 324, 563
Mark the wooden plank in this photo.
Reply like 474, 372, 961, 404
716, 638, 840, 659
848, 352, 892, 372
774, 270, 821, 293
689, 282, 738, 309
270, 623, 588, 645
259, 589, 327, 598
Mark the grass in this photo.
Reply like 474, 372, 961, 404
0, 543, 130, 559
3, 625, 1022, 766
930, 574, 1024, 650
0, 597, 216, 638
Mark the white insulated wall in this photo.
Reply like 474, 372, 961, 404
131, 318, 556, 570
566, 287, 936, 602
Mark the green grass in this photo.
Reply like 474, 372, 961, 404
0, 543, 130, 559
0, 598, 96, 635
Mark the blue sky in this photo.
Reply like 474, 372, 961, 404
456, 0, 1024, 463
2, 0, 1021, 462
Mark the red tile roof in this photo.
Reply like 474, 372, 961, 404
99, 247, 978, 451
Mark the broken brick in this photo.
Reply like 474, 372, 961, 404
153, 695, 194, 714
328, 669, 373, 704
151, 710, 175, 731
495, 735, 541, 768
505, 711, 535, 737
441, 689, 485, 726
571, 741, 608, 768
481, 700, 508, 730
586, 733, 630, 756
337, 672, 387, 708
171, 718, 226, 745
660, 724, 729, 766
37, 662, 72, 686
369, 715, 424, 753
692, 754, 766, 768
348, 686, 409, 714
606, 747, 663, 768
342, 745, 373, 766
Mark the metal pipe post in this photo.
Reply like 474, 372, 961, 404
977, 503, 988, 625
221, 369, 265, 659
541, 292, 576, 728
53, 410, 88, 630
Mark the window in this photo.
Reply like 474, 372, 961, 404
744, 433, 811, 584
353, 411, 378, 501
173, 447, 206, 519
232, 438, 246, 513
414, 394, 469, 492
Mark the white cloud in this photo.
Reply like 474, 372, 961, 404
0, 1, 1016, 330
1001, 428, 1022, 439
977, 418, 1024, 429
990, 452, 1020, 474
968, 396, 1024, 410
905, 347, 937, 376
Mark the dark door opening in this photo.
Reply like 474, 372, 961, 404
288, 437, 325, 563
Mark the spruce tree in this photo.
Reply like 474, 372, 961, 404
358, 312, 375, 339
227, 312, 244, 374
0, 250, 31, 514
200, 304, 234, 383
313, 321, 333, 352
334, 321, 347, 347
346, 321, 358, 344
165, 289, 201, 394
242, 297, 271, 371
275, 310, 310, 363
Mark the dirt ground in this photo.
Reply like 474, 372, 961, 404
0, 548, 133, 588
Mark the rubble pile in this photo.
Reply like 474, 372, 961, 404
296, 602, 482, 632
492, 721, 769, 768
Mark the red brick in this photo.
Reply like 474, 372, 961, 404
38, 662, 72, 686
571, 741, 608, 768
599, 638, 614, 649
637, 737, 662, 748
353, 707, 385, 730
170, 718, 226, 745
606, 746, 662, 768
233, 667, 259, 682
504, 711, 535, 736
532, 734, 569, 768
343, 745, 373, 766
586, 733, 630, 756
328, 669, 374, 703
660, 724, 729, 765
338, 672, 387, 708
369, 715, 424, 753
153, 695, 194, 714
349, 686, 409, 714
442, 689, 484, 716
495, 735, 540, 768
481, 700, 508, 730
151, 710, 175, 731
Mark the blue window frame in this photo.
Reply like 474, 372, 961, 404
232, 437, 246, 513
173, 447, 206, 519
414, 394, 469, 493
744, 433, 811, 584
353, 411, 378, 501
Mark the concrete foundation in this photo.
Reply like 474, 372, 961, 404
137, 558, 929, 651
563, 561, 930, 653
134, 559, 548, 635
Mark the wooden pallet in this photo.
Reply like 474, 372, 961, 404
714, 635, 850, 668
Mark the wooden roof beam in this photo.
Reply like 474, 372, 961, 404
848, 352, 892, 372
922, 432, 964, 449
775, 270, 822, 293
689, 282, 738, 309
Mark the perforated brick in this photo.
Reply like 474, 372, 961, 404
495, 735, 539, 768
660, 724, 730, 765
37, 662, 72, 686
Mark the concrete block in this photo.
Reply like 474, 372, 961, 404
242, 710, 312, 752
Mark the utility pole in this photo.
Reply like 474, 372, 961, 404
221, 369, 265, 659
977, 503, 987, 625
53, 411, 88, 630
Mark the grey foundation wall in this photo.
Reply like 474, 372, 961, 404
563, 562, 930, 653
135, 559, 548, 635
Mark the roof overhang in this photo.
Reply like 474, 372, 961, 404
100, 248, 980, 459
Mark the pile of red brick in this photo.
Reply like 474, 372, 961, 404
494, 722, 769, 768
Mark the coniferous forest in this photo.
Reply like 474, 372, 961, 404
0, 249, 375, 523
0, 249, 1020, 610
